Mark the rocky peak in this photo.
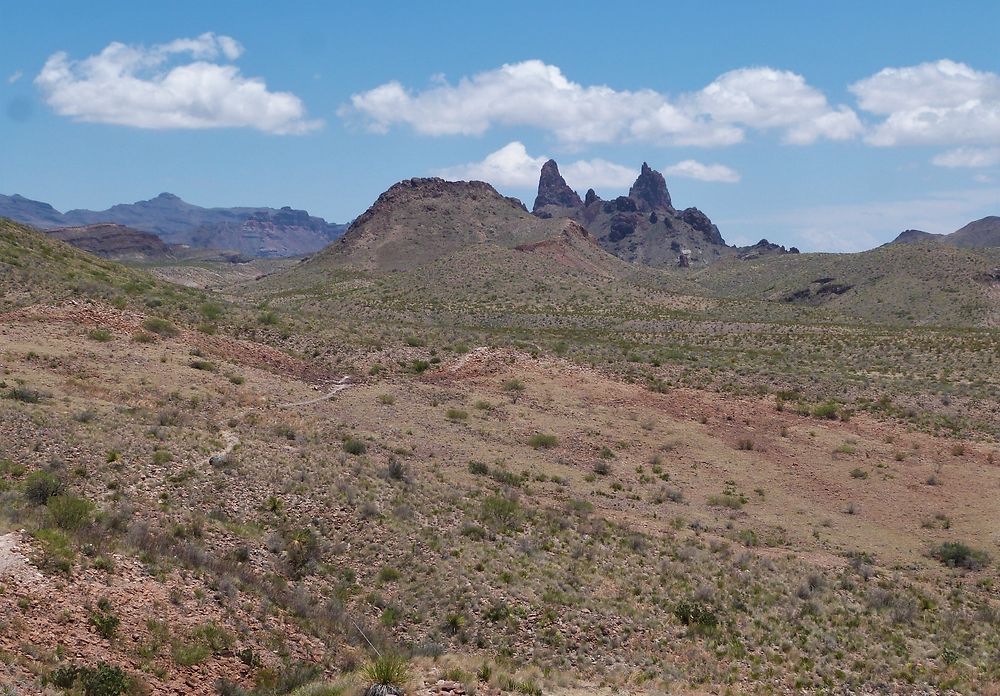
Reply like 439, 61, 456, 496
628, 162, 672, 212
533, 160, 583, 212
584, 189, 600, 207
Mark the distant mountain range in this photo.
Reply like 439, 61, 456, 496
0, 192, 347, 257
889, 216, 1000, 249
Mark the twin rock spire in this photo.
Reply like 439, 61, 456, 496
532, 160, 672, 214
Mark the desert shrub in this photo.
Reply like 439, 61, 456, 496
6, 385, 47, 403
850, 467, 869, 480
199, 302, 224, 320
503, 379, 525, 392
736, 438, 754, 451
89, 603, 120, 639
362, 654, 410, 690
593, 461, 612, 476
343, 438, 367, 455
258, 310, 279, 325
172, 622, 233, 666
378, 393, 395, 405
481, 495, 521, 531
674, 600, 718, 633
132, 331, 156, 343
933, 542, 990, 570
385, 457, 406, 481
0, 459, 26, 477
32, 527, 75, 574
189, 359, 217, 372
47, 494, 95, 530
283, 528, 320, 577
528, 433, 558, 449
24, 470, 64, 504
468, 461, 489, 476
141, 317, 178, 337
404, 335, 425, 347
87, 328, 113, 342
446, 408, 468, 421
46, 662, 129, 696
811, 401, 840, 420
410, 359, 430, 373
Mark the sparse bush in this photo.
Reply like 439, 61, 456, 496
736, 438, 754, 451
446, 408, 468, 421
933, 542, 990, 570
850, 467, 869, 480
674, 600, 718, 633
481, 495, 521, 531
47, 494, 95, 530
343, 438, 367, 455
24, 470, 64, 504
189, 359, 217, 372
141, 317, 178, 337
46, 662, 129, 696
87, 328, 113, 342
528, 433, 558, 449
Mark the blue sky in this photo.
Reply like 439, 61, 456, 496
2, 0, 1000, 251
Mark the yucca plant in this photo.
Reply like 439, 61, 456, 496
362, 654, 410, 696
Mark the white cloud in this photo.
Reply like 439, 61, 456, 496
688, 67, 861, 145
931, 147, 1000, 168
850, 60, 1000, 146
345, 60, 860, 146
7, 70, 22, 84
35, 33, 321, 134
663, 159, 741, 183
434, 141, 637, 190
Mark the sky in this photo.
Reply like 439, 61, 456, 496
2, 0, 1000, 252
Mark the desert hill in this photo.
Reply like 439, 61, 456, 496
307, 177, 560, 272
695, 241, 1000, 326
889, 216, 1000, 249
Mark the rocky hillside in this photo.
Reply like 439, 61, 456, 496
531, 161, 796, 268
0, 192, 346, 257
46, 223, 172, 260
695, 241, 1000, 326
889, 216, 1000, 249
309, 177, 558, 272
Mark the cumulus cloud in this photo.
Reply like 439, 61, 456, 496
434, 141, 636, 190
435, 142, 740, 193
345, 60, 860, 146
663, 159, 741, 183
35, 33, 321, 134
931, 147, 1000, 168
851, 60, 1000, 146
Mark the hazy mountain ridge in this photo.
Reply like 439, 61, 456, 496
0, 192, 347, 258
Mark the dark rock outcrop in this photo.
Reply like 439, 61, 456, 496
584, 189, 600, 207
46, 223, 171, 259
628, 162, 673, 212
532, 160, 582, 212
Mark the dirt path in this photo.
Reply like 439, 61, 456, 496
278, 375, 354, 407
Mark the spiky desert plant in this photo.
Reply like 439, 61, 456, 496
362, 654, 410, 696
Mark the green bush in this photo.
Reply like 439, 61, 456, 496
47, 494, 95, 530
674, 600, 718, 633
481, 495, 521, 531
811, 401, 840, 420
446, 408, 468, 421
189, 359, 217, 372
89, 608, 120, 639
24, 470, 64, 504
46, 662, 129, 696
141, 317, 178, 337
343, 438, 367, 455
933, 542, 990, 570
87, 328, 113, 342
528, 433, 558, 449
